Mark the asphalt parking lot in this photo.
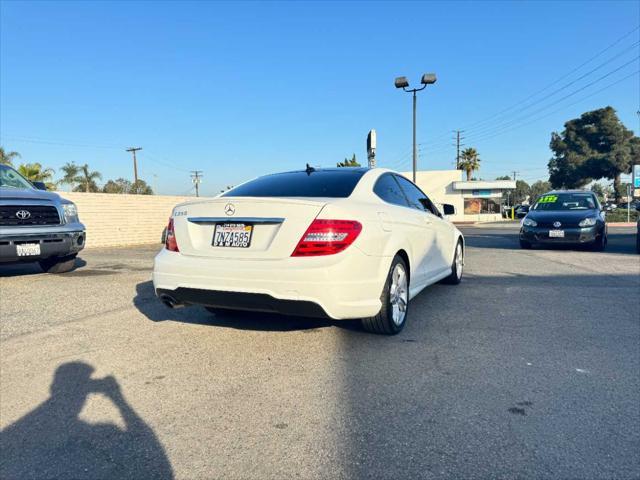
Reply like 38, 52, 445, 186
1, 225, 639, 479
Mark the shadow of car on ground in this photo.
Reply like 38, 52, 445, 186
133, 280, 362, 333
0, 256, 87, 277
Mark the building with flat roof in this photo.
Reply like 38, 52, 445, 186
400, 169, 516, 222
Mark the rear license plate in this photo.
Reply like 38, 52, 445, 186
213, 223, 253, 248
16, 243, 41, 256
549, 229, 565, 238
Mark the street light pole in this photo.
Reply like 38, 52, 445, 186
412, 90, 417, 183
395, 73, 437, 183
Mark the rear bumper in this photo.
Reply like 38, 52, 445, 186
0, 229, 85, 263
156, 287, 330, 318
152, 247, 389, 320
520, 225, 602, 244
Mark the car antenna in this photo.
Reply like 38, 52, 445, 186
305, 163, 316, 175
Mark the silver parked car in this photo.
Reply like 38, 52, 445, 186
0, 164, 85, 273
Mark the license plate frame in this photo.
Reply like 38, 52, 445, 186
549, 229, 565, 238
212, 223, 254, 248
16, 243, 41, 256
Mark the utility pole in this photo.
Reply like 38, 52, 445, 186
512, 171, 519, 181
126, 147, 142, 183
453, 130, 465, 169
191, 170, 203, 197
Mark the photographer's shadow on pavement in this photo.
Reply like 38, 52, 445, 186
0, 362, 173, 480
133, 280, 361, 332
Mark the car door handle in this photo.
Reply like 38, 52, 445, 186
422, 216, 432, 225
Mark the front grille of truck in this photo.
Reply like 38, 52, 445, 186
0, 205, 61, 226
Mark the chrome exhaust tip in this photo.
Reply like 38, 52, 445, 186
159, 294, 184, 309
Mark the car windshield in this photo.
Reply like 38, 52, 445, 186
223, 169, 367, 198
533, 193, 597, 211
0, 164, 34, 189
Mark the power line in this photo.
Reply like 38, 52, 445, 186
462, 68, 640, 147
462, 39, 640, 134
463, 49, 640, 140
416, 26, 640, 145
0, 134, 122, 149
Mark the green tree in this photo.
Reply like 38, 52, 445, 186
102, 177, 153, 195
529, 180, 552, 204
548, 107, 639, 201
513, 180, 531, 204
458, 148, 481, 180
129, 179, 153, 195
102, 178, 132, 194
17, 163, 56, 190
495, 175, 511, 180
591, 183, 605, 202
60, 162, 81, 190
0, 147, 21, 166
75, 164, 102, 193
337, 154, 360, 167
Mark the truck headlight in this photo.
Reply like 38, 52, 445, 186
578, 217, 597, 227
522, 217, 537, 227
62, 203, 79, 223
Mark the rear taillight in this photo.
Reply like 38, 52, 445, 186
291, 219, 362, 257
165, 218, 179, 252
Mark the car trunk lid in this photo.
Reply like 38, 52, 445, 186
174, 197, 327, 259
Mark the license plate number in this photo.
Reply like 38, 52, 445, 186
549, 229, 565, 238
213, 223, 253, 248
16, 243, 41, 256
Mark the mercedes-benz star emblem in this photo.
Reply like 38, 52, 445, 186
553, 221, 562, 228
224, 203, 235, 216
16, 210, 31, 220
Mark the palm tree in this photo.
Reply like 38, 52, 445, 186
17, 163, 56, 189
0, 147, 21, 166
60, 162, 81, 190
77, 163, 102, 193
458, 147, 481, 180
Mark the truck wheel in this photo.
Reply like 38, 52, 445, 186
39, 254, 78, 274
361, 255, 409, 335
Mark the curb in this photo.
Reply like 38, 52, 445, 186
607, 222, 636, 227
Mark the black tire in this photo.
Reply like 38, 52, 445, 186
38, 254, 77, 273
361, 254, 409, 335
592, 232, 607, 251
519, 239, 532, 249
442, 240, 464, 285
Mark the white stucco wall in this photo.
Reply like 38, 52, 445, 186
401, 170, 466, 221
58, 192, 201, 248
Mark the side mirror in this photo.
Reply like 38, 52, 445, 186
442, 204, 456, 216
32, 181, 47, 191
635, 204, 640, 212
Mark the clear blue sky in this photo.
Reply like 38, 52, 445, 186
1, 0, 638, 195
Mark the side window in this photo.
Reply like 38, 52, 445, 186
373, 174, 409, 207
395, 175, 439, 215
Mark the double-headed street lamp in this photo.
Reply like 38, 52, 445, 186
394, 73, 437, 182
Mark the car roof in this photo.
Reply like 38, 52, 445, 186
271, 167, 371, 175
545, 189, 594, 194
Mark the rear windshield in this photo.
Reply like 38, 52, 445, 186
223, 169, 367, 198
533, 193, 597, 211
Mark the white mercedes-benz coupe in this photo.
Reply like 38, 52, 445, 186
153, 167, 464, 334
